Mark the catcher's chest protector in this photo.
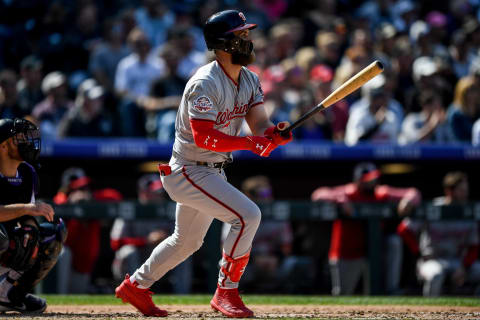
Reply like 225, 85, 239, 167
0, 163, 35, 206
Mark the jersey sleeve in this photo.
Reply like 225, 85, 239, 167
249, 74, 264, 109
187, 80, 219, 122
376, 185, 421, 205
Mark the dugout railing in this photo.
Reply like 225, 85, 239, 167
45, 201, 480, 295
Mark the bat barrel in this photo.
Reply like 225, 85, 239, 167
278, 60, 384, 137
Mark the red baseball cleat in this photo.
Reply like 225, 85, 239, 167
115, 274, 167, 317
210, 287, 254, 318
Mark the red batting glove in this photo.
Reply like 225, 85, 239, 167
264, 122, 293, 146
246, 136, 277, 157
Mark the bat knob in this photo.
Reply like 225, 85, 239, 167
276, 121, 291, 137
276, 121, 289, 131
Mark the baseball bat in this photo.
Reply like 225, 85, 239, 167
280, 60, 384, 136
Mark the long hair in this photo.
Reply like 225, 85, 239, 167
453, 77, 476, 111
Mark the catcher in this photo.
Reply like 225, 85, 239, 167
0, 118, 67, 313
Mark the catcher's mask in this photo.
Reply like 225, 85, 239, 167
203, 10, 257, 56
0, 118, 41, 163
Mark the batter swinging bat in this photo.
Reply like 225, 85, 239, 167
280, 60, 384, 136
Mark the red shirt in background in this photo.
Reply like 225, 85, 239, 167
311, 183, 420, 260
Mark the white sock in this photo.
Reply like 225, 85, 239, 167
129, 274, 148, 289
218, 281, 238, 290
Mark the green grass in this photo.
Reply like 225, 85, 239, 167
40, 294, 480, 307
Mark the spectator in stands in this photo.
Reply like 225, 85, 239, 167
89, 19, 130, 94
63, 3, 101, 75
294, 46, 318, 75
0, 70, 26, 119
449, 30, 472, 80
57, 81, 114, 138
425, 11, 449, 54
315, 31, 341, 70
374, 23, 397, 64
172, 8, 207, 52
222, 176, 311, 293
398, 172, 480, 296
308, 64, 349, 142
311, 162, 421, 295
446, 77, 480, 142
163, 26, 206, 82
147, 43, 185, 141
406, 56, 452, 115
472, 117, 480, 146
31, 71, 73, 139
334, 45, 370, 92
351, 29, 375, 60
468, 57, 480, 89
398, 90, 448, 144
236, 0, 272, 33
283, 60, 307, 101
345, 74, 402, 145
114, 27, 165, 136
254, 0, 288, 23
267, 22, 298, 65
134, 0, 175, 48
390, 37, 415, 109
54, 167, 123, 293
289, 88, 329, 140
110, 173, 192, 293
34, 2, 69, 73
391, 0, 417, 33
260, 64, 291, 125
17, 56, 44, 115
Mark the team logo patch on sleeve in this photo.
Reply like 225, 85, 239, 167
193, 96, 213, 112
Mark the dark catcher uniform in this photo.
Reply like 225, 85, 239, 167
0, 118, 66, 314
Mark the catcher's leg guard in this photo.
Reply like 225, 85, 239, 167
0, 224, 9, 256
9, 218, 67, 301
0, 220, 40, 272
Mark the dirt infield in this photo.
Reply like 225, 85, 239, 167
2, 304, 479, 319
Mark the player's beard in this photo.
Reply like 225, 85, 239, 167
231, 50, 256, 66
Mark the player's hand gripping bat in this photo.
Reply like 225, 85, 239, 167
279, 60, 384, 136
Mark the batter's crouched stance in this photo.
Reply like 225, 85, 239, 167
0, 118, 66, 314
115, 9, 293, 318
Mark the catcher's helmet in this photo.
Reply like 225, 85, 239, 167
0, 118, 41, 163
203, 10, 257, 52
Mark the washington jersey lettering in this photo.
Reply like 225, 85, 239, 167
173, 61, 263, 163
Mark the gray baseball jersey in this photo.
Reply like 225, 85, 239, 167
173, 60, 263, 162
405, 199, 480, 295
403, 217, 479, 259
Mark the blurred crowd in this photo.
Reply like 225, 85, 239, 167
2, 0, 480, 144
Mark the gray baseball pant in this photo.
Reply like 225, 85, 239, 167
133, 162, 261, 289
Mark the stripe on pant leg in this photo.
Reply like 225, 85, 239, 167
182, 166, 245, 286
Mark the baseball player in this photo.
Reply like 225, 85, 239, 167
311, 162, 421, 295
0, 118, 67, 313
398, 172, 480, 296
115, 10, 292, 318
